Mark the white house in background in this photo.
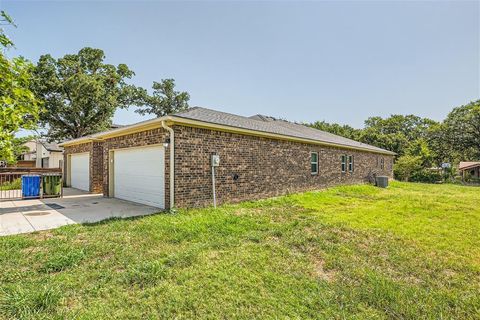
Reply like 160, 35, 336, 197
19, 140, 64, 168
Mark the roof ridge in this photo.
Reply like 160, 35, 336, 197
61, 106, 395, 155
174, 106, 201, 116
173, 107, 394, 155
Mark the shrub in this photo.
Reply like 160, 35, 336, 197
394, 155, 423, 181
410, 170, 443, 183
0, 178, 21, 191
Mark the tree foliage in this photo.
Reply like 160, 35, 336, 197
308, 100, 480, 182
359, 115, 437, 157
135, 79, 190, 117
0, 11, 41, 163
393, 155, 423, 182
443, 100, 480, 160
11, 136, 34, 160
0, 11, 15, 47
309, 121, 359, 141
32, 47, 145, 140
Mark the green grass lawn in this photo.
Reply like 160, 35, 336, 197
1, 182, 479, 319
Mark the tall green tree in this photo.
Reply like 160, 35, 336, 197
32, 47, 144, 140
443, 100, 480, 160
135, 79, 190, 117
0, 10, 14, 47
358, 115, 438, 157
309, 121, 360, 140
0, 11, 41, 163
11, 136, 34, 160
404, 138, 433, 167
425, 123, 455, 166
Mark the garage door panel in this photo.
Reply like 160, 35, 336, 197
71, 153, 90, 191
113, 146, 164, 208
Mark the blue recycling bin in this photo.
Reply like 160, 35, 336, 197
22, 175, 41, 198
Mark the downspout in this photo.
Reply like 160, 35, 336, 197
161, 121, 175, 209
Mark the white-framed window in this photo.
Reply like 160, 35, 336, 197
348, 155, 354, 172
311, 152, 318, 175
380, 158, 384, 169
341, 155, 347, 173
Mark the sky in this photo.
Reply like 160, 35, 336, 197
2, 0, 479, 130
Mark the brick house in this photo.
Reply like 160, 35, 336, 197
59, 107, 395, 209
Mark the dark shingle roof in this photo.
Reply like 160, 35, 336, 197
174, 107, 394, 155
39, 140, 63, 152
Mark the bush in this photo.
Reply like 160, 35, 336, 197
393, 155, 423, 181
410, 170, 443, 183
0, 178, 21, 191
463, 173, 480, 184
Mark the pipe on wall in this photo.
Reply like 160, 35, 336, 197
161, 121, 175, 209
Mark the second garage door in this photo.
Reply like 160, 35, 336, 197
70, 153, 90, 191
113, 146, 165, 208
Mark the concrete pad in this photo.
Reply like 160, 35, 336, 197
23, 209, 75, 232
12, 199, 43, 207
0, 188, 161, 236
0, 201, 16, 209
0, 212, 34, 236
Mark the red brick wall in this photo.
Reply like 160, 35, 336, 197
173, 125, 394, 208
65, 125, 394, 209
91, 142, 104, 193
63, 142, 103, 193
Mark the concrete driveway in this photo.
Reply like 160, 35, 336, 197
0, 188, 161, 236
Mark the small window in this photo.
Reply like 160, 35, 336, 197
348, 155, 354, 172
341, 155, 346, 173
311, 152, 318, 175
380, 158, 384, 169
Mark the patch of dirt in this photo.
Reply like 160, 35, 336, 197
266, 235, 281, 244
232, 208, 264, 216
30, 230, 55, 241
73, 234, 90, 245
21, 246, 45, 255
311, 257, 336, 282
206, 250, 221, 260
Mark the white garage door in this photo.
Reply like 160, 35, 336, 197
113, 146, 165, 208
70, 153, 90, 191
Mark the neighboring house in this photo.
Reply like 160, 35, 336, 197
459, 162, 480, 180
60, 107, 395, 209
20, 140, 38, 162
19, 140, 64, 168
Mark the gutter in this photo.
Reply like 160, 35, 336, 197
59, 117, 168, 147
58, 137, 104, 147
161, 120, 175, 209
